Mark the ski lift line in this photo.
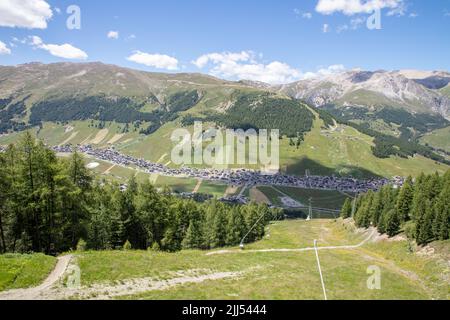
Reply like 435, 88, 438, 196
240, 211, 267, 248
314, 239, 328, 301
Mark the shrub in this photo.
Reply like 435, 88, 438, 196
76, 239, 87, 252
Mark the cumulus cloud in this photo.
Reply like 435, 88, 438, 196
294, 9, 313, 19
0, 0, 53, 29
192, 50, 347, 84
192, 51, 255, 69
337, 16, 366, 33
192, 51, 301, 84
127, 51, 179, 70
322, 24, 330, 33
315, 0, 404, 16
303, 64, 346, 79
30, 36, 88, 60
0, 41, 11, 55
107, 31, 119, 39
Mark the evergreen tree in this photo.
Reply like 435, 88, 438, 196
416, 200, 435, 246
181, 220, 204, 249
340, 198, 352, 219
226, 207, 246, 245
385, 209, 401, 237
395, 176, 414, 223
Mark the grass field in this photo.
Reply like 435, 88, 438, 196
279, 109, 449, 178
0, 254, 56, 291
68, 219, 449, 300
420, 126, 450, 152
273, 186, 351, 210
2, 112, 448, 180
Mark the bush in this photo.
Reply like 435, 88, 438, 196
76, 239, 87, 252
151, 242, 160, 251
403, 221, 416, 240
123, 240, 132, 251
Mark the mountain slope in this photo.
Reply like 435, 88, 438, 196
0, 62, 448, 178
278, 70, 450, 119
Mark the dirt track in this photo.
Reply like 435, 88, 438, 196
0, 255, 72, 300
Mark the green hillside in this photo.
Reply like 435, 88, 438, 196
1, 62, 448, 180
420, 126, 450, 152
2, 219, 448, 300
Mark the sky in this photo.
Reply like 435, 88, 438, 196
0, 0, 449, 84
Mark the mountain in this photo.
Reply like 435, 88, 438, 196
278, 70, 450, 119
0, 62, 449, 179
275, 70, 450, 144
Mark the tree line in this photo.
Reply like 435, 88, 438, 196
341, 170, 450, 245
0, 133, 281, 255
321, 105, 449, 165
210, 92, 315, 138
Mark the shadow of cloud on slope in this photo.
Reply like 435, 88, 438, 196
284, 157, 383, 179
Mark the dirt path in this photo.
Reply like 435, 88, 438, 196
249, 187, 271, 205
59, 132, 78, 146
103, 164, 116, 175
90, 129, 109, 145
206, 229, 377, 256
45, 271, 242, 300
192, 179, 203, 193
107, 133, 125, 145
0, 255, 72, 300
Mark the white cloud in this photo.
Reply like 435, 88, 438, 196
0, 41, 11, 55
337, 24, 349, 33
192, 50, 302, 84
337, 16, 366, 32
192, 51, 346, 84
294, 9, 313, 19
322, 23, 330, 33
54, 7, 61, 14
127, 51, 179, 70
316, 0, 404, 16
192, 51, 254, 69
0, 0, 53, 29
107, 31, 119, 39
350, 17, 365, 28
30, 36, 88, 60
303, 64, 346, 79
409, 12, 418, 18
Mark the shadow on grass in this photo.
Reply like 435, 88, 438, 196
285, 157, 383, 179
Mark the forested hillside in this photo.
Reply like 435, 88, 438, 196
341, 171, 450, 245
209, 92, 315, 137
0, 133, 281, 255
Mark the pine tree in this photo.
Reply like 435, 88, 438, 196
385, 209, 401, 237
395, 176, 413, 223
433, 185, 450, 240
226, 207, 245, 245
369, 190, 383, 226
340, 198, 352, 219
416, 200, 435, 246
181, 220, 204, 249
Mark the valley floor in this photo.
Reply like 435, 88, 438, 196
1, 219, 448, 300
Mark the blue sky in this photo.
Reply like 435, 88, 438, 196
0, 0, 449, 83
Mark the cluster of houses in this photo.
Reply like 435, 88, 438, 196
51, 144, 394, 193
